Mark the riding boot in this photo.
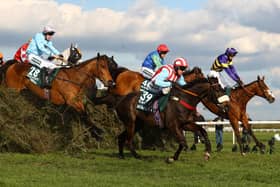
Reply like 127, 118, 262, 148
40, 67, 51, 89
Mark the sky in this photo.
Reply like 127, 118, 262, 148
0, 0, 279, 120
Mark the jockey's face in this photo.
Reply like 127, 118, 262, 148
44, 32, 55, 41
175, 66, 186, 76
159, 52, 168, 59
228, 54, 235, 61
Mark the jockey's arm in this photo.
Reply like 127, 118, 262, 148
177, 75, 187, 86
152, 54, 163, 70
224, 65, 240, 82
154, 69, 171, 87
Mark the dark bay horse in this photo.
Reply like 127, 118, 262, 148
115, 77, 228, 162
106, 59, 204, 96
202, 76, 275, 155
3, 53, 114, 140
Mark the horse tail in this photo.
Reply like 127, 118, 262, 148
0, 59, 17, 84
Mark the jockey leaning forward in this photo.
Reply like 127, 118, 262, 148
208, 48, 244, 92
148, 57, 188, 95
26, 26, 63, 88
141, 44, 170, 80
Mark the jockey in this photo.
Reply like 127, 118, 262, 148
208, 48, 244, 89
141, 44, 170, 79
14, 39, 31, 63
26, 26, 62, 87
149, 57, 188, 95
0, 52, 4, 65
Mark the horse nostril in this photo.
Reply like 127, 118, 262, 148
108, 80, 115, 88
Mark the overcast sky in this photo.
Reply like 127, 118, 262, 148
0, 0, 279, 120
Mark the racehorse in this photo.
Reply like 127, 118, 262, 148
202, 76, 275, 155
105, 59, 205, 96
0, 44, 82, 83
115, 77, 228, 162
3, 53, 114, 140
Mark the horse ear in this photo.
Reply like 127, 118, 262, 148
97, 52, 100, 57
111, 56, 114, 60
70, 43, 73, 48
262, 76, 265, 80
257, 75, 260, 80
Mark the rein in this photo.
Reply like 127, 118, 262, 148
54, 57, 101, 88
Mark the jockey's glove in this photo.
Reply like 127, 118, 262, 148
237, 79, 244, 87
58, 54, 64, 58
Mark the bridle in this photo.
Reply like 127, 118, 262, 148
171, 78, 222, 110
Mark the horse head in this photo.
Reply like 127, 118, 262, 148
256, 75, 275, 103
95, 53, 115, 88
108, 55, 118, 74
67, 43, 82, 65
183, 66, 204, 83
176, 77, 229, 111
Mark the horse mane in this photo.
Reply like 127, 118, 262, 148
181, 77, 208, 89
183, 66, 203, 76
111, 67, 129, 81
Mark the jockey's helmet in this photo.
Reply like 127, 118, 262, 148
157, 44, 169, 53
173, 57, 188, 71
225, 48, 238, 57
0, 52, 3, 59
43, 26, 56, 35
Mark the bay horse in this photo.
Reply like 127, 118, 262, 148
202, 76, 275, 155
0, 44, 82, 84
115, 77, 228, 162
3, 53, 114, 140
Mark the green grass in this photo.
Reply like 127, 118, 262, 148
0, 132, 280, 187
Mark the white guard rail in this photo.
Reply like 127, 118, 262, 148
195, 121, 280, 144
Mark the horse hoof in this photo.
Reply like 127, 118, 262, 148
119, 155, 125, 159
241, 152, 246, 156
166, 157, 175, 164
204, 152, 210, 161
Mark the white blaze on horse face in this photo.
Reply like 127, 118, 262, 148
218, 95, 230, 103
267, 89, 275, 98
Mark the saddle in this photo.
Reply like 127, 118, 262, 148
136, 80, 169, 128
26, 66, 59, 89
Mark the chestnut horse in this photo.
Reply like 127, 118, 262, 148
4, 53, 114, 140
202, 76, 275, 155
115, 77, 228, 162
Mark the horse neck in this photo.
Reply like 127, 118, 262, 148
176, 81, 208, 105
233, 82, 258, 105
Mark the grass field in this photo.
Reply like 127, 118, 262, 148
0, 132, 280, 187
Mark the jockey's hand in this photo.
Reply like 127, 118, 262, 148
58, 54, 64, 59
47, 56, 55, 61
237, 79, 244, 87
162, 87, 171, 95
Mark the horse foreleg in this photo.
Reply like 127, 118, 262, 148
81, 112, 104, 141
231, 121, 244, 155
169, 127, 186, 162
118, 130, 127, 159
184, 123, 211, 160
126, 123, 140, 159
247, 127, 265, 153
